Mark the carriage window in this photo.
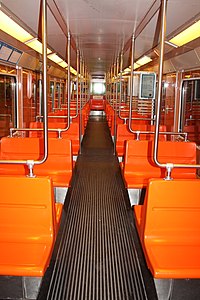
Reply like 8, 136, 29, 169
0, 74, 16, 137
91, 82, 106, 95
179, 79, 200, 130
194, 80, 200, 100
50, 81, 55, 111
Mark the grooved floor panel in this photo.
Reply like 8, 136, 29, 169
39, 116, 154, 300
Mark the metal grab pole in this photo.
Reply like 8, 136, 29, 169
113, 57, 119, 155
153, 0, 167, 168
67, 32, 71, 130
79, 56, 83, 154
39, 0, 48, 165
53, 31, 71, 136
119, 51, 126, 121
71, 49, 79, 119
128, 34, 135, 133
77, 50, 80, 114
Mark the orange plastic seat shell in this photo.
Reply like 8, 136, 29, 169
29, 122, 80, 155
0, 137, 73, 187
116, 124, 167, 157
135, 179, 200, 278
123, 140, 196, 189
0, 175, 56, 276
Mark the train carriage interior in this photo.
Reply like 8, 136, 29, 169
0, 0, 200, 299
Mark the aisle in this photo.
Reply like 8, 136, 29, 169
38, 116, 156, 300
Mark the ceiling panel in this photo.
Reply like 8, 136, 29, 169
1, 0, 200, 75
166, 0, 200, 37
47, 7, 67, 60
1, 0, 40, 34
55, 0, 156, 74
171, 50, 200, 71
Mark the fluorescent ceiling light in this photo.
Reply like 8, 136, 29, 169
169, 19, 200, 47
70, 67, 77, 75
136, 56, 152, 66
25, 38, 52, 54
59, 61, 68, 68
47, 53, 63, 64
128, 63, 141, 70
124, 67, 131, 73
123, 63, 140, 73
0, 10, 33, 43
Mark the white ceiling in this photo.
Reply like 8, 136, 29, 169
1, 0, 200, 75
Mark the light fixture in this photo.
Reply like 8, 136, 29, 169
47, 53, 63, 64
169, 19, 200, 47
124, 67, 131, 73
69, 67, 77, 75
25, 38, 52, 54
128, 63, 141, 70
136, 55, 152, 66
0, 10, 33, 43
58, 61, 68, 68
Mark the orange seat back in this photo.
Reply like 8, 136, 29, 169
123, 140, 196, 188
0, 175, 56, 276
29, 122, 79, 155
0, 137, 72, 187
135, 179, 200, 278
29, 122, 67, 138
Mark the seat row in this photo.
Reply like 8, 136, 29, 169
105, 101, 200, 279
0, 102, 90, 277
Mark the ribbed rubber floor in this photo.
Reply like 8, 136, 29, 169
38, 116, 156, 300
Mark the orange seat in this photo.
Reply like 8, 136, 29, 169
116, 124, 147, 156
134, 179, 200, 278
90, 99, 105, 110
29, 121, 67, 138
62, 122, 80, 155
123, 140, 196, 189
0, 175, 59, 276
183, 125, 199, 143
116, 124, 167, 157
0, 137, 73, 187
29, 122, 79, 155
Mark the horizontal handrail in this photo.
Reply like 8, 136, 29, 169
36, 115, 69, 121
129, 131, 188, 141
9, 127, 70, 139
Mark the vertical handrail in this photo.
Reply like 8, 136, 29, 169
66, 32, 71, 130
110, 68, 112, 104
113, 57, 119, 154
79, 56, 83, 154
53, 31, 71, 137
40, 0, 48, 166
128, 34, 136, 133
118, 51, 127, 122
76, 49, 80, 118
39, 78, 42, 117
153, 0, 167, 168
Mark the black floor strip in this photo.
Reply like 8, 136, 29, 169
38, 116, 157, 300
